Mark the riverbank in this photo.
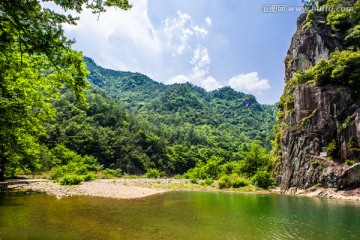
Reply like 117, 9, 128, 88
272, 186, 360, 201
18, 178, 266, 199
7, 178, 360, 201
21, 179, 167, 199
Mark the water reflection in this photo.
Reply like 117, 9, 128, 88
0, 191, 359, 240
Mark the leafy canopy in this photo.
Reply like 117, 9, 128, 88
0, 0, 131, 180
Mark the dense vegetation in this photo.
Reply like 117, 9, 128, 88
86, 57, 276, 150
84, 58, 276, 187
0, 0, 277, 189
0, 0, 131, 181
36, 64, 276, 187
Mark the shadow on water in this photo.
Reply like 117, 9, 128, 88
0, 191, 359, 240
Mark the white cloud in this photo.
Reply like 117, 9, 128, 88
228, 72, 270, 94
191, 46, 210, 69
205, 17, 212, 26
192, 25, 208, 37
48, 2, 220, 91
164, 11, 193, 55
163, 11, 210, 56
168, 45, 221, 91
202, 76, 222, 91
46, 0, 163, 81
164, 12, 220, 91
166, 74, 189, 84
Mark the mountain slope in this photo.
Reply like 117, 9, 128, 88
85, 58, 167, 110
41, 88, 170, 174
85, 57, 277, 150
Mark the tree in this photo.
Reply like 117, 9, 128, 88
0, 0, 131, 180
241, 141, 269, 176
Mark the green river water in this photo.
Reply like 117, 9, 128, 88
0, 191, 359, 240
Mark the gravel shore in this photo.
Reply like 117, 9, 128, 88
16, 178, 360, 201
20, 178, 220, 199
22, 179, 168, 199
272, 186, 360, 201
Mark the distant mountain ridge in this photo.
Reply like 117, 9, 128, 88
84, 57, 276, 150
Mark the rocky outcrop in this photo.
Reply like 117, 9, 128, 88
285, 13, 343, 80
340, 163, 360, 189
276, 13, 360, 191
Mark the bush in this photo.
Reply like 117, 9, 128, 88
183, 156, 224, 181
83, 172, 96, 181
252, 170, 275, 189
50, 166, 66, 180
302, 10, 316, 30
294, 50, 360, 95
229, 174, 250, 188
146, 168, 160, 178
203, 156, 223, 179
190, 178, 198, 184
326, 140, 337, 158
218, 175, 231, 189
183, 165, 208, 181
103, 168, 123, 178
222, 162, 242, 175
49, 145, 101, 184
174, 174, 183, 179
204, 178, 214, 186
59, 174, 84, 185
345, 159, 357, 166
218, 174, 250, 189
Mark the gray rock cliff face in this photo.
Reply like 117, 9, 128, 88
277, 13, 360, 190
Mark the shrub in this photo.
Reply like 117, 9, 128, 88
49, 145, 101, 184
204, 156, 223, 179
190, 178, 198, 184
252, 170, 275, 189
173, 174, 183, 179
183, 156, 223, 181
345, 159, 357, 166
50, 166, 66, 180
229, 174, 250, 188
222, 162, 242, 175
218, 174, 250, 189
146, 168, 160, 178
83, 172, 96, 181
103, 168, 123, 178
302, 11, 316, 30
204, 178, 214, 186
349, 136, 360, 150
326, 140, 337, 158
59, 174, 84, 185
218, 175, 231, 189
183, 165, 208, 181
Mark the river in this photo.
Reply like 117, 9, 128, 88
0, 191, 359, 239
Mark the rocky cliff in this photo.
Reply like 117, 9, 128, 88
275, 12, 360, 191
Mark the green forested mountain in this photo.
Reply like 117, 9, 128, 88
2, 54, 277, 185
43, 57, 274, 186
36, 82, 275, 184
40, 88, 170, 175
85, 57, 276, 150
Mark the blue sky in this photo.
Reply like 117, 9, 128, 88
55, 0, 305, 104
